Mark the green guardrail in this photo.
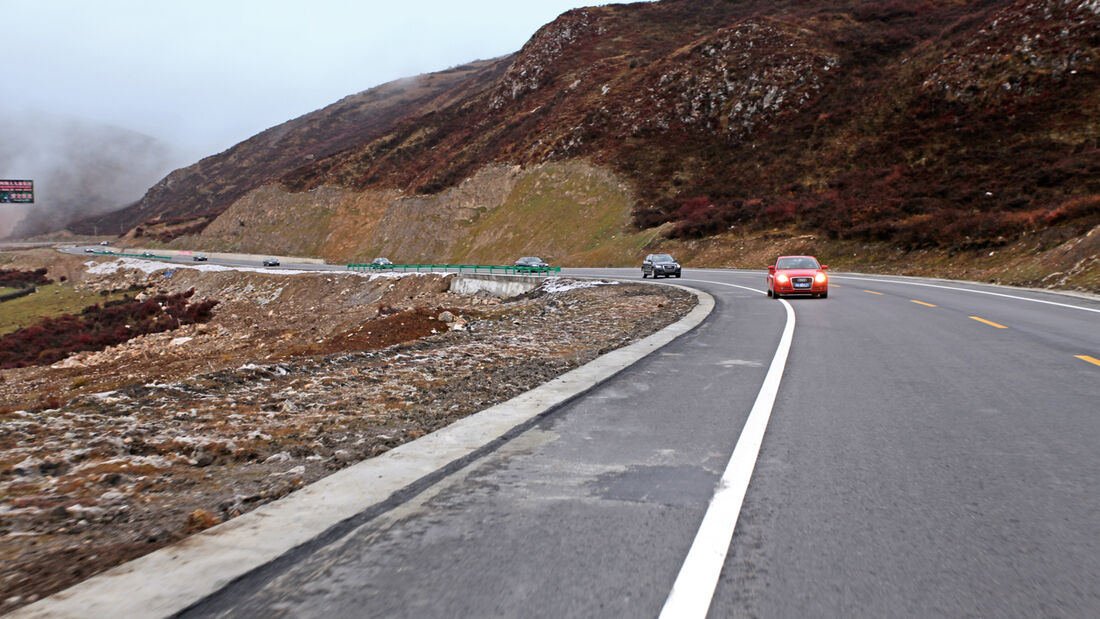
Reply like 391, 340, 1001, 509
346, 264, 561, 276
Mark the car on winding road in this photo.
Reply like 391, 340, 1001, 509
642, 254, 681, 279
371, 257, 393, 267
193, 254, 208, 262
767, 255, 828, 299
514, 256, 549, 270
262, 257, 280, 267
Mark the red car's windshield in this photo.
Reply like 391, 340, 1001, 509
776, 257, 820, 270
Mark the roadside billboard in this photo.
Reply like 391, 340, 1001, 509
0, 179, 34, 203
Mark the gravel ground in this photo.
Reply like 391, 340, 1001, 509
0, 258, 695, 613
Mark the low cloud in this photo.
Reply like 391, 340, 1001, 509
0, 108, 186, 239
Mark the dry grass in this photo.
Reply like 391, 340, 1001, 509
0, 284, 135, 336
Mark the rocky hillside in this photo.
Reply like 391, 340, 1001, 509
71, 0, 1099, 287
69, 58, 511, 236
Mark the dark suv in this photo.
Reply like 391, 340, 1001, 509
642, 254, 681, 279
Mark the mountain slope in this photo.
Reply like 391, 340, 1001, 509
69, 57, 511, 236
73, 0, 1098, 286
278, 0, 1097, 250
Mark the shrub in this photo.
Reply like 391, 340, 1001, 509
1044, 195, 1100, 225
0, 268, 52, 288
0, 289, 219, 369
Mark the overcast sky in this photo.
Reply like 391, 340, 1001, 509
4, 0, 612, 162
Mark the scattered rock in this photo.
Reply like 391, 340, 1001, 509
264, 451, 292, 464
184, 509, 221, 532
0, 267, 695, 614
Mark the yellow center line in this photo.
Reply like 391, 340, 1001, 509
1076, 355, 1100, 368
863, 290, 883, 295
910, 300, 937, 307
969, 316, 1008, 329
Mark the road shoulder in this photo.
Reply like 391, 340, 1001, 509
12, 283, 714, 619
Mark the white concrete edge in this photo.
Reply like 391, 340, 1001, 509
12, 284, 715, 619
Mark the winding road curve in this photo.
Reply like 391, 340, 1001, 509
44, 248, 1100, 615
155, 265, 1098, 618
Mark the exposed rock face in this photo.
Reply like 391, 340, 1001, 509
923, 0, 1099, 105
628, 19, 839, 138
489, 9, 605, 110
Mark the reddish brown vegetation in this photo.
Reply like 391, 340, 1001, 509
0, 289, 218, 370
0, 268, 52, 288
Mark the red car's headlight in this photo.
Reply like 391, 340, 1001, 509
776, 273, 789, 284
815, 272, 827, 283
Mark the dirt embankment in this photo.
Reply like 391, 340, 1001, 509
0, 254, 696, 613
173, 161, 648, 267
162, 157, 1099, 294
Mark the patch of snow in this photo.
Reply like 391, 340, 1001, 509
539, 278, 618, 294
89, 390, 120, 400
273, 465, 305, 477
86, 257, 433, 278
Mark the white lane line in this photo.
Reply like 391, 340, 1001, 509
660, 281, 795, 619
832, 275, 1100, 314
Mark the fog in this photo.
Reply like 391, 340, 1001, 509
2, 1, 624, 239
0, 108, 186, 239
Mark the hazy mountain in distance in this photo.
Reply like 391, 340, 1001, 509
0, 109, 182, 239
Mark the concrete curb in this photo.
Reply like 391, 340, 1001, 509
12, 283, 714, 619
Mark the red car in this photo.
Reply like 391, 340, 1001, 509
767, 255, 829, 299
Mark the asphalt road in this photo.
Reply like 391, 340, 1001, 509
152, 265, 1098, 618
56, 245, 349, 271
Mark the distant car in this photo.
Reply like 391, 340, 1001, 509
84, 247, 96, 253
102, 249, 116, 254
141, 251, 154, 257
514, 256, 549, 269
193, 254, 208, 262
642, 254, 681, 279
767, 255, 828, 299
99, 241, 111, 246
371, 257, 393, 267
263, 257, 280, 267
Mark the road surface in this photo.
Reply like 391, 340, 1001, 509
160, 266, 1100, 618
